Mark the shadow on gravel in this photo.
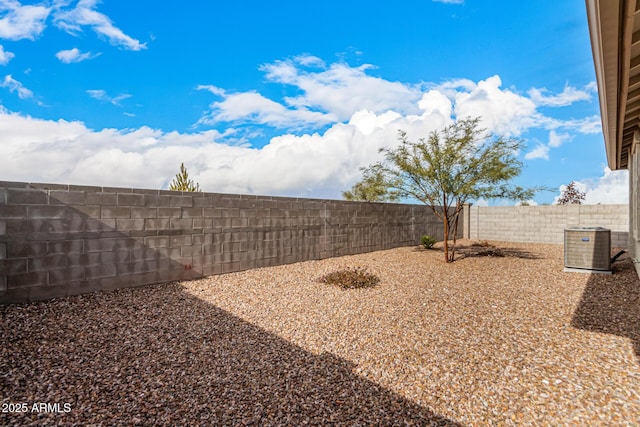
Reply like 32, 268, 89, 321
0, 283, 462, 426
571, 254, 640, 364
413, 243, 542, 260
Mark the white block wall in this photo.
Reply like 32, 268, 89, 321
467, 204, 628, 246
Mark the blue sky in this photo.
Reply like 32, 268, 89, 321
0, 0, 628, 204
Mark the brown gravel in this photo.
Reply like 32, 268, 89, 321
2, 240, 640, 426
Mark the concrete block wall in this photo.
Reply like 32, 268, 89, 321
0, 181, 446, 304
466, 204, 629, 247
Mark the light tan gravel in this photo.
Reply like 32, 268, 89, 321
2, 240, 640, 426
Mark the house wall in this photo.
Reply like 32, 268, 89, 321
466, 204, 629, 247
628, 136, 640, 274
0, 181, 448, 304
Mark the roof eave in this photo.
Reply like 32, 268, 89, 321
586, 0, 623, 169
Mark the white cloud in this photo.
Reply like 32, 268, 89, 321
293, 54, 325, 67
196, 84, 226, 96
199, 59, 601, 143
449, 75, 539, 136
1, 76, 585, 200
418, 90, 453, 118
261, 57, 421, 120
548, 130, 571, 148
539, 115, 602, 135
0, 43, 14, 64
432, 0, 464, 3
348, 109, 402, 136
524, 129, 573, 161
0, 104, 453, 197
433, 78, 477, 95
197, 90, 337, 129
553, 168, 628, 204
1, 74, 32, 98
0, 58, 609, 199
582, 168, 628, 204
0, 0, 50, 40
56, 47, 100, 63
0, 0, 143, 59
53, 0, 146, 51
194, 65, 614, 197
524, 130, 571, 161
87, 89, 131, 105
524, 143, 549, 160
199, 57, 423, 129
528, 84, 592, 107
202, 60, 584, 140
561, 116, 602, 134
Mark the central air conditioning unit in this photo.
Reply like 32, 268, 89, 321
564, 227, 611, 273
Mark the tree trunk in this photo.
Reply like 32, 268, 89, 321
441, 194, 451, 262
450, 202, 462, 261
442, 207, 451, 262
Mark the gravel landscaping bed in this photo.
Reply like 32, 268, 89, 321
2, 240, 640, 426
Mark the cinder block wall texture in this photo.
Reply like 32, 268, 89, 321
0, 181, 447, 304
467, 204, 629, 247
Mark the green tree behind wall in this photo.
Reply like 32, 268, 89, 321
169, 163, 201, 192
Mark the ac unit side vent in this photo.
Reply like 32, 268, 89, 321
564, 227, 611, 271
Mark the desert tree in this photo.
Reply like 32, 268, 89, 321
169, 163, 201, 192
355, 117, 538, 262
557, 181, 585, 205
343, 168, 399, 202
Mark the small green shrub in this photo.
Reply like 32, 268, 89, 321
420, 235, 437, 249
319, 267, 380, 289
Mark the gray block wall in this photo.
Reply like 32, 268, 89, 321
0, 181, 447, 304
466, 204, 629, 247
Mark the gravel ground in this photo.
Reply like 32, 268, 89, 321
2, 240, 640, 426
